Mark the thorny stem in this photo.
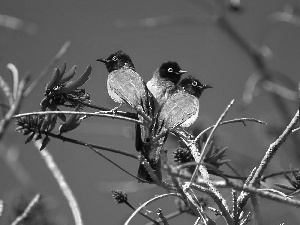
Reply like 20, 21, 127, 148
124, 193, 181, 225
190, 100, 235, 184
124, 202, 160, 225
14, 110, 142, 125
251, 110, 299, 185
170, 167, 300, 208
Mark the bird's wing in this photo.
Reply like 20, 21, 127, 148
109, 69, 146, 109
160, 92, 199, 129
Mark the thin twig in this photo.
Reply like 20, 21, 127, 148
124, 193, 181, 225
125, 202, 159, 225
11, 194, 41, 225
79, 101, 138, 119
261, 168, 300, 181
14, 110, 142, 124
292, 127, 300, 134
145, 210, 186, 225
176, 161, 247, 180
88, 146, 146, 182
31, 129, 138, 160
34, 140, 83, 225
24, 41, 70, 97
225, 162, 242, 177
194, 117, 266, 143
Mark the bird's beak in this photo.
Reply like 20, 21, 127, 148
203, 84, 213, 89
96, 58, 109, 63
176, 70, 187, 75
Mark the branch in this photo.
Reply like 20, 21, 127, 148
190, 99, 235, 183
261, 168, 300, 181
88, 146, 146, 182
124, 193, 181, 225
124, 202, 159, 225
79, 101, 138, 120
34, 140, 83, 225
144, 210, 186, 225
251, 109, 299, 185
170, 168, 300, 208
14, 110, 142, 125
11, 194, 41, 225
35, 130, 138, 160
194, 117, 267, 143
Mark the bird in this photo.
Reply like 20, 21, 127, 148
155, 75, 212, 131
138, 75, 211, 183
151, 75, 212, 159
97, 50, 154, 119
147, 61, 187, 107
97, 50, 156, 182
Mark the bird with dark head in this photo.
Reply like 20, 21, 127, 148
156, 75, 212, 130
97, 50, 154, 118
98, 50, 156, 183
97, 50, 135, 73
147, 61, 187, 106
138, 75, 212, 183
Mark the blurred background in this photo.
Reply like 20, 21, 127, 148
0, 0, 300, 224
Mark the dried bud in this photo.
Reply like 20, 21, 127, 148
111, 190, 127, 204
173, 147, 193, 164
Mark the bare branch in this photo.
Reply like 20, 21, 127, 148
251, 110, 299, 185
14, 110, 142, 125
34, 140, 83, 225
88, 146, 146, 182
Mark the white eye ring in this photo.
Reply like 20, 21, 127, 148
192, 81, 198, 86
168, 68, 173, 73
112, 56, 118, 61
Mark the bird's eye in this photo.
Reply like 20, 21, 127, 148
192, 81, 198, 86
112, 56, 118, 61
168, 68, 173, 73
